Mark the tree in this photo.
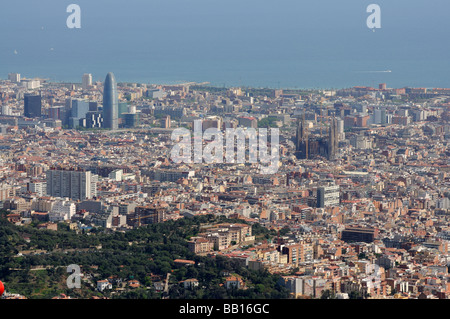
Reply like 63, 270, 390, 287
321, 289, 336, 299
0, 214, 290, 299
358, 253, 367, 260
349, 290, 363, 299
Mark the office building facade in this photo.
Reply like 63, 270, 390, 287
24, 94, 42, 118
317, 184, 340, 208
70, 99, 90, 128
341, 226, 378, 243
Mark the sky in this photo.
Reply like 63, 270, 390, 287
0, 0, 449, 88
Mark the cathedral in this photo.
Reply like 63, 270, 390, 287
295, 114, 339, 161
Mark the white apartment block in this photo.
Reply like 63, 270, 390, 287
49, 200, 76, 222
28, 182, 47, 197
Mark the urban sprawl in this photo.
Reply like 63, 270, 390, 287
1, 72, 450, 299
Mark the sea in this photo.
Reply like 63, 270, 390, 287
0, 0, 449, 89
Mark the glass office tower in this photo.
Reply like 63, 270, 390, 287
24, 94, 42, 118
102, 72, 118, 130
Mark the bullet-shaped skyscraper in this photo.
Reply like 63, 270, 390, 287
103, 72, 118, 130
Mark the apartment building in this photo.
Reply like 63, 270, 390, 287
46, 168, 98, 201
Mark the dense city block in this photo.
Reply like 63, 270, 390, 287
0, 75, 449, 299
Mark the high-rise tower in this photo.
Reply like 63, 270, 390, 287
327, 117, 339, 160
24, 94, 42, 118
82, 73, 92, 90
295, 112, 309, 159
46, 168, 98, 201
103, 72, 118, 130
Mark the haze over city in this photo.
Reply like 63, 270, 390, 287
1, 0, 450, 88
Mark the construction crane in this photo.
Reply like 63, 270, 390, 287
128, 215, 154, 227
